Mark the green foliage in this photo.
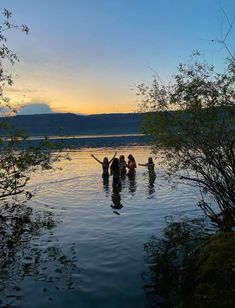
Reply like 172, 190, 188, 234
0, 9, 64, 199
181, 231, 235, 308
143, 218, 235, 308
138, 52, 235, 229
0, 9, 29, 110
0, 130, 62, 198
143, 217, 210, 307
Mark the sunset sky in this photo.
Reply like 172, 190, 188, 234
1, 0, 235, 114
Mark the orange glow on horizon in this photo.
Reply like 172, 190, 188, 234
5, 85, 138, 115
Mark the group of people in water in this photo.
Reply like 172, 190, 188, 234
91, 152, 156, 213
90, 152, 155, 188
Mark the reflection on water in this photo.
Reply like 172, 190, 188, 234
28, 133, 144, 141
143, 216, 215, 307
103, 176, 110, 195
111, 187, 123, 213
0, 146, 213, 307
147, 171, 156, 197
128, 175, 137, 195
0, 202, 78, 307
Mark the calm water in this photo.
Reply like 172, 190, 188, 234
0, 146, 209, 307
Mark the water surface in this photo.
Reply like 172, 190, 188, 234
0, 146, 209, 307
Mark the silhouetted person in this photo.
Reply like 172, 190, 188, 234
127, 154, 137, 177
110, 157, 121, 189
139, 157, 155, 172
91, 152, 117, 177
119, 155, 127, 176
139, 157, 156, 196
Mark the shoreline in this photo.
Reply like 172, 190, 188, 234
13, 134, 150, 149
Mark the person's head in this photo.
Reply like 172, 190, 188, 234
148, 157, 153, 164
103, 157, 109, 164
119, 155, 125, 162
111, 158, 120, 170
128, 154, 135, 162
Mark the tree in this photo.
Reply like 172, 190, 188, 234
0, 9, 62, 199
138, 51, 235, 229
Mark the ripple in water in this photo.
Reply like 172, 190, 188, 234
0, 146, 212, 307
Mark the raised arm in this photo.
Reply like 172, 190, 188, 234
108, 151, 117, 164
90, 154, 103, 164
138, 163, 147, 167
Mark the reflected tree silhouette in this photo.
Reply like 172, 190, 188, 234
142, 216, 214, 307
0, 202, 79, 306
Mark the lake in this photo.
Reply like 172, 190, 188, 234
0, 145, 212, 307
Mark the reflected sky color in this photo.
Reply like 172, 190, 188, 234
1, 0, 235, 114
18, 146, 206, 306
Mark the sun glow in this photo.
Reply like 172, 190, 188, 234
5, 83, 136, 115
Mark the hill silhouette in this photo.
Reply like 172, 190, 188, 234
6, 112, 142, 136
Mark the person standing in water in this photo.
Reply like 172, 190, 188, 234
91, 152, 117, 177
119, 155, 127, 176
139, 157, 156, 191
110, 157, 121, 188
127, 154, 137, 176
138, 157, 155, 172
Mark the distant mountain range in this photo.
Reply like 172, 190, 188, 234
5, 112, 143, 136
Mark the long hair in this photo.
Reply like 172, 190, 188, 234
128, 154, 135, 162
128, 154, 136, 168
111, 158, 120, 173
119, 155, 125, 163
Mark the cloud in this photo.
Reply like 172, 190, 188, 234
4, 87, 42, 94
17, 103, 55, 115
